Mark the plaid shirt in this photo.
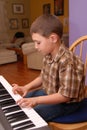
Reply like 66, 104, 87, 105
41, 44, 85, 103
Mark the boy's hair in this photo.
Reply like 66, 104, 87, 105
30, 14, 63, 38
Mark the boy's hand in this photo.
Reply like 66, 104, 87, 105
12, 83, 28, 97
16, 97, 38, 108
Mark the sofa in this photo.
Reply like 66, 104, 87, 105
0, 43, 17, 65
22, 42, 43, 70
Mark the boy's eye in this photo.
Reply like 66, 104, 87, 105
35, 41, 40, 45
34, 40, 41, 45
37, 42, 40, 44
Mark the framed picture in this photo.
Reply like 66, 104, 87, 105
54, 0, 64, 16
43, 3, 51, 14
22, 19, 29, 28
12, 3, 24, 14
9, 19, 18, 29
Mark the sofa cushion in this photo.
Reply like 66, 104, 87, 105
0, 49, 16, 56
0, 49, 17, 65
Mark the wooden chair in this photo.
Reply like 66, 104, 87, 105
49, 35, 87, 130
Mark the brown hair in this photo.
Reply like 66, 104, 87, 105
30, 14, 63, 38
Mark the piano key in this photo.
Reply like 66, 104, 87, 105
8, 112, 29, 123
0, 94, 12, 100
13, 123, 35, 130
2, 104, 18, 110
0, 93, 8, 96
0, 88, 5, 91
5, 110, 22, 117
11, 119, 31, 126
3, 104, 21, 113
0, 83, 5, 89
0, 97, 12, 102
11, 119, 35, 129
0, 89, 8, 95
0, 98, 16, 107
3, 105, 30, 124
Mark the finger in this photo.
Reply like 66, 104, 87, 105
21, 102, 29, 108
22, 91, 27, 97
28, 103, 33, 108
17, 98, 26, 106
12, 87, 18, 94
12, 84, 18, 87
16, 98, 23, 105
12, 88, 17, 94
21, 102, 32, 108
17, 98, 30, 108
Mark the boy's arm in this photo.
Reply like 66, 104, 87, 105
24, 75, 42, 92
37, 92, 70, 104
16, 92, 70, 108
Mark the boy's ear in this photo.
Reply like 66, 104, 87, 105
49, 33, 59, 43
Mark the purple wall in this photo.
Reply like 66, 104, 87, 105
69, 0, 87, 85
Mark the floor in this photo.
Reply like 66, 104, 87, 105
0, 60, 40, 85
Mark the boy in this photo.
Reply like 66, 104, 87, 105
12, 14, 85, 122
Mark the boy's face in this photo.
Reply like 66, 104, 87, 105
32, 33, 56, 56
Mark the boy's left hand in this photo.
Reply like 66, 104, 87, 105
16, 97, 38, 108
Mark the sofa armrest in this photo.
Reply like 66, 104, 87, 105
21, 42, 43, 70
0, 43, 13, 49
21, 42, 37, 55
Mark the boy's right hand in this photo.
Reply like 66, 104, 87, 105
12, 84, 28, 97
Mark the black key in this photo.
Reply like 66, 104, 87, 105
8, 113, 29, 123
0, 93, 9, 97
0, 98, 12, 104
0, 98, 13, 103
0, 83, 12, 97
0, 83, 4, 89
13, 123, 35, 130
0, 94, 12, 100
3, 105, 21, 113
0, 88, 5, 91
6, 111, 26, 120
0, 89, 8, 95
0, 98, 15, 107
12, 120, 35, 129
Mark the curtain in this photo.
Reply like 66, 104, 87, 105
0, 1, 9, 43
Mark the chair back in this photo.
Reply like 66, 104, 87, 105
69, 35, 87, 89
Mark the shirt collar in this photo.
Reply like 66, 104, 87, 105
46, 43, 66, 64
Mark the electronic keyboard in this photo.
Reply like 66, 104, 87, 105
0, 75, 50, 130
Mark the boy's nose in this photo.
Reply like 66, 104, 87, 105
35, 43, 38, 49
